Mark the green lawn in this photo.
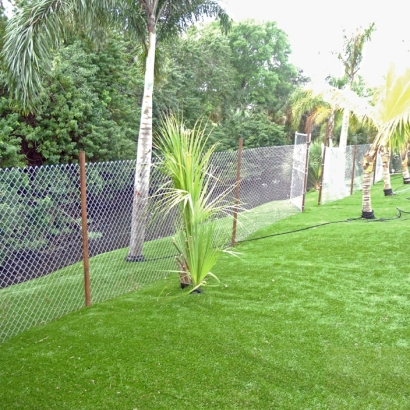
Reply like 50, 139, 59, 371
1, 175, 410, 409
0, 198, 296, 342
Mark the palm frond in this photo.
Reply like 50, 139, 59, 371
289, 87, 330, 130
308, 82, 379, 132
2, 0, 127, 112
309, 105, 331, 126
156, 0, 231, 39
370, 66, 410, 151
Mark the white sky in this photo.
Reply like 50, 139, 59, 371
4, 0, 409, 86
220, 0, 410, 86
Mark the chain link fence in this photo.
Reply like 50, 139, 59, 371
290, 132, 309, 211
232, 144, 304, 239
0, 142, 308, 341
320, 144, 383, 204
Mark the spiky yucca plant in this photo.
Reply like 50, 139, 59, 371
154, 116, 237, 291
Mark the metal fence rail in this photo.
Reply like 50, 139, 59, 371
0, 143, 308, 342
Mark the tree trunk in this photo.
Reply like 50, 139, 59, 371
339, 79, 353, 151
328, 109, 335, 148
127, 29, 157, 261
401, 145, 410, 183
380, 145, 392, 195
362, 170, 373, 214
361, 148, 376, 218
339, 108, 349, 150
332, 106, 347, 198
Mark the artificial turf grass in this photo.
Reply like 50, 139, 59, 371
0, 198, 296, 342
0, 237, 177, 342
1, 176, 410, 409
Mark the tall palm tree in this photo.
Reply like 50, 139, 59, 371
2, 0, 230, 260
299, 66, 410, 216
325, 66, 410, 217
290, 75, 358, 146
338, 23, 375, 150
290, 86, 336, 144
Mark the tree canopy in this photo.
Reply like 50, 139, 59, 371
158, 20, 303, 150
0, 15, 304, 166
0, 34, 140, 166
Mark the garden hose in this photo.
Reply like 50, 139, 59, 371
237, 208, 410, 244
141, 186, 410, 256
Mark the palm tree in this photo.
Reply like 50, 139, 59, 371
331, 66, 410, 217
298, 66, 410, 216
2, 0, 230, 261
290, 76, 357, 146
290, 86, 336, 144
291, 25, 374, 150
338, 23, 375, 150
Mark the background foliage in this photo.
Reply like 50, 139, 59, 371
159, 21, 304, 149
0, 8, 305, 166
0, 29, 140, 167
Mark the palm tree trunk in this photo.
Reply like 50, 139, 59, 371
340, 79, 353, 151
361, 149, 376, 218
127, 29, 157, 261
328, 109, 335, 148
401, 146, 410, 183
362, 171, 374, 215
336, 108, 348, 197
339, 108, 349, 150
380, 145, 392, 196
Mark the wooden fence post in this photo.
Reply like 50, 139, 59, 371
79, 151, 91, 307
231, 138, 243, 246
301, 120, 312, 212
